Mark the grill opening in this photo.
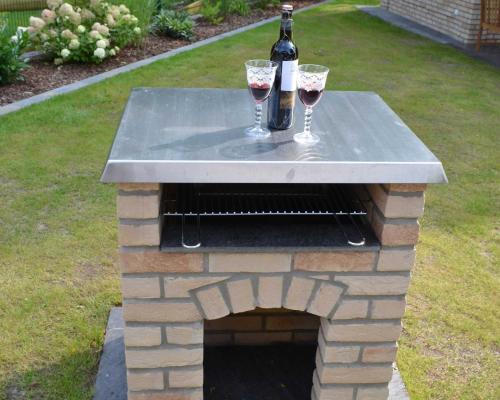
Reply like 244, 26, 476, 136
161, 184, 379, 250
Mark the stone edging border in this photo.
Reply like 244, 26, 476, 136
0, 0, 331, 118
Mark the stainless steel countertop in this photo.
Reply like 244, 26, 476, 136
101, 88, 447, 184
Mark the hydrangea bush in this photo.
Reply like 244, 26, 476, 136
28, 0, 142, 64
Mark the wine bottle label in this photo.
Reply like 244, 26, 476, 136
281, 60, 298, 91
280, 91, 296, 108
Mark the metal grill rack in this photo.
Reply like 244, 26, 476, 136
163, 184, 369, 249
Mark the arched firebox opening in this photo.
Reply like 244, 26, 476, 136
203, 308, 319, 400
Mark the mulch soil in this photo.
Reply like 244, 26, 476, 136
0, 1, 319, 107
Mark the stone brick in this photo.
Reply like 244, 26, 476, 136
246, 307, 291, 315
117, 194, 160, 219
125, 326, 162, 347
313, 372, 354, 400
377, 248, 416, 271
284, 277, 315, 311
164, 276, 228, 298
371, 299, 406, 319
166, 323, 203, 345
318, 333, 360, 363
383, 184, 427, 193
322, 321, 402, 342
204, 333, 233, 345
371, 212, 420, 246
124, 302, 201, 323
205, 315, 262, 331
266, 315, 320, 331
128, 389, 203, 400
234, 331, 293, 345
126, 347, 203, 368
127, 371, 164, 391
209, 253, 291, 273
169, 367, 204, 388
120, 251, 204, 274
257, 276, 284, 308
226, 278, 255, 313
367, 184, 424, 218
119, 183, 160, 192
194, 286, 230, 320
307, 282, 344, 318
362, 344, 398, 363
119, 221, 160, 246
122, 277, 161, 299
316, 364, 393, 384
335, 275, 410, 296
357, 386, 390, 400
294, 251, 376, 272
333, 300, 369, 320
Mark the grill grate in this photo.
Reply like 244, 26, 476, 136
164, 184, 367, 216
163, 184, 369, 249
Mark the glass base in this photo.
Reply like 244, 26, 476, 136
245, 125, 271, 139
293, 131, 320, 145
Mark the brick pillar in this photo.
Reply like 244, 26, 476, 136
312, 184, 425, 400
118, 183, 204, 400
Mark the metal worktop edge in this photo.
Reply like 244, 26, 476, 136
100, 88, 447, 184
101, 160, 447, 183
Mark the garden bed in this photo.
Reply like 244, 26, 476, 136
0, 0, 318, 107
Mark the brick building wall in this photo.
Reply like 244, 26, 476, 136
380, 0, 500, 45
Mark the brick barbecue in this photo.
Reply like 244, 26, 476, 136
101, 88, 447, 400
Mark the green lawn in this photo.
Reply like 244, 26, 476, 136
1, 10, 40, 35
0, 1, 499, 399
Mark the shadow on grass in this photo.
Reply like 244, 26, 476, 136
3, 343, 103, 400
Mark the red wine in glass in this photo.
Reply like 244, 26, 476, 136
298, 88, 323, 107
249, 83, 272, 103
294, 64, 329, 145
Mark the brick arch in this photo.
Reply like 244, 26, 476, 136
189, 274, 347, 321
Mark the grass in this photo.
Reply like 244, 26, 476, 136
0, 1, 499, 399
0, 10, 39, 35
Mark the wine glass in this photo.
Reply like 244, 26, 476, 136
293, 64, 330, 145
245, 60, 278, 139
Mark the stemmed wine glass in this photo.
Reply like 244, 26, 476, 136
245, 59, 278, 139
293, 64, 330, 145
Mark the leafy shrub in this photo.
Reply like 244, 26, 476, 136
201, 0, 250, 24
111, 0, 157, 35
28, 0, 142, 64
221, 0, 249, 17
151, 9, 193, 40
0, 21, 29, 85
255, 0, 279, 9
160, 0, 180, 10
201, 0, 223, 25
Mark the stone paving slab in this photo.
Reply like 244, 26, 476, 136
93, 307, 410, 400
93, 307, 127, 400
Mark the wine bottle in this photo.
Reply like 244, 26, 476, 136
267, 5, 299, 130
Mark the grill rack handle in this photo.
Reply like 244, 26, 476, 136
181, 214, 201, 249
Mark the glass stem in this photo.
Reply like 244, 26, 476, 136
254, 103, 263, 130
304, 106, 313, 136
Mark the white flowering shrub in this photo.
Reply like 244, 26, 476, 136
27, 0, 141, 64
